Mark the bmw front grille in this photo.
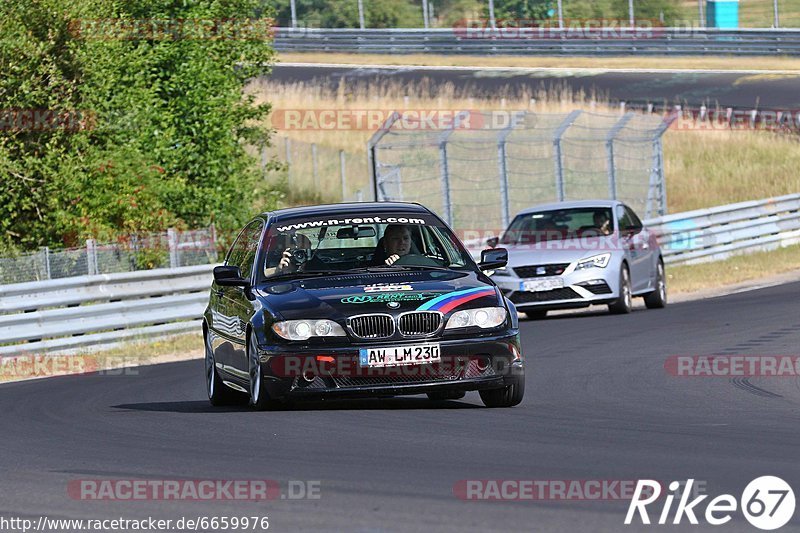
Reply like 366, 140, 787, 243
348, 314, 395, 339
398, 311, 442, 336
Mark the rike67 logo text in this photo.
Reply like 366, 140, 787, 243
626, 477, 795, 530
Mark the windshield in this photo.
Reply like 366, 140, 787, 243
261, 214, 473, 280
501, 207, 615, 244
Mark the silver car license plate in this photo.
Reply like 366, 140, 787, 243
521, 277, 564, 292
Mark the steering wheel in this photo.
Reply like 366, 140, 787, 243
392, 253, 442, 267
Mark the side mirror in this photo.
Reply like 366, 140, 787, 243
479, 248, 508, 271
622, 225, 642, 237
486, 236, 499, 248
213, 265, 249, 287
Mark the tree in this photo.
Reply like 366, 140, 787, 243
0, 0, 279, 253
269, 0, 423, 28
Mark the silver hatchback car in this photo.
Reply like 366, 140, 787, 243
487, 200, 667, 319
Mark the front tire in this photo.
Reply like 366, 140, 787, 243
205, 330, 242, 406
644, 260, 667, 309
608, 265, 633, 315
248, 333, 277, 411
479, 378, 525, 408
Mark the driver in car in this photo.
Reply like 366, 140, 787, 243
372, 224, 413, 266
593, 210, 612, 236
264, 233, 312, 276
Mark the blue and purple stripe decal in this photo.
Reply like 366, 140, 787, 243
417, 287, 496, 313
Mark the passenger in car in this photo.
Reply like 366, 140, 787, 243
264, 233, 313, 276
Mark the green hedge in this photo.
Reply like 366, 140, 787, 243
0, 0, 281, 254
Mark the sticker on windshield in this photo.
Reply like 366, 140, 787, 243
276, 215, 429, 232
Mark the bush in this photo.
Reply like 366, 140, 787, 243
0, 0, 279, 254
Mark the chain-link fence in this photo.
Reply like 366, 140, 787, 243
0, 227, 218, 285
263, 135, 371, 203
369, 110, 672, 234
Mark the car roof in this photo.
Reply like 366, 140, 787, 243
515, 199, 623, 216
264, 201, 435, 221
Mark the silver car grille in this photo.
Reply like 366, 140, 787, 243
348, 314, 395, 339
398, 311, 442, 336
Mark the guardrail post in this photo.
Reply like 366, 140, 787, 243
339, 150, 347, 201
439, 137, 453, 226
606, 113, 635, 200
311, 143, 319, 188
646, 113, 675, 218
167, 228, 179, 268
209, 223, 218, 262
437, 113, 466, 227
86, 239, 97, 276
552, 110, 582, 202
284, 137, 292, 185
497, 113, 522, 229
41, 247, 51, 280
367, 112, 400, 202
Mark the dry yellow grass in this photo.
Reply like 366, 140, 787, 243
278, 52, 800, 72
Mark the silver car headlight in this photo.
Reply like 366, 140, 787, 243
575, 253, 611, 270
272, 319, 346, 340
445, 307, 507, 330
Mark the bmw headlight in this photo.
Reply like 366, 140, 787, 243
445, 307, 507, 330
575, 253, 611, 270
272, 319, 346, 340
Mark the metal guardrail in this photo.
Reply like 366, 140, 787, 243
273, 27, 800, 56
0, 265, 214, 356
644, 193, 800, 265
1, 193, 798, 355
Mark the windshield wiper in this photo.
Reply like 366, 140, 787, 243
265, 270, 343, 282
347, 265, 453, 273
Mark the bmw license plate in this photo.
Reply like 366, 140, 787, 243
359, 344, 441, 368
522, 277, 564, 292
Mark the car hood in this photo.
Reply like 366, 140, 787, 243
503, 237, 619, 268
256, 270, 501, 321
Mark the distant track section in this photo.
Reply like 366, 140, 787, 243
267, 63, 800, 110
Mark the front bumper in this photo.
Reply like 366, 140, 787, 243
492, 266, 619, 311
257, 331, 523, 400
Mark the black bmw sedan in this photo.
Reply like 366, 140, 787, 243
203, 202, 525, 409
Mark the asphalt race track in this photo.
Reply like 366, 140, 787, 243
1, 281, 800, 532
269, 64, 800, 110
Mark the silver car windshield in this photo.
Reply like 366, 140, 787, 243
501, 207, 615, 244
